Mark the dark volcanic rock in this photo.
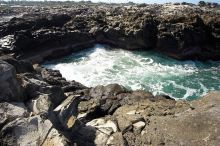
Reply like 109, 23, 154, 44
0, 61, 23, 102
78, 84, 126, 116
19, 72, 66, 104
40, 68, 87, 91
156, 14, 219, 60
0, 55, 34, 73
89, 84, 126, 99
0, 3, 219, 61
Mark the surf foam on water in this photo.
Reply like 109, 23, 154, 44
43, 44, 220, 100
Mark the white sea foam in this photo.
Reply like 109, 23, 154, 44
44, 44, 220, 100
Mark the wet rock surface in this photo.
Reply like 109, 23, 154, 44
0, 2, 220, 146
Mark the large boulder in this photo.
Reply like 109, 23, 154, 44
0, 102, 28, 127
0, 61, 23, 102
0, 55, 34, 73
20, 72, 66, 104
26, 85, 67, 115
53, 95, 81, 130
0, 115, 69, 146
77, 84, 127, 121
27, 94, 52, 115
20, 73, 49, 99
89, 84, 126, 99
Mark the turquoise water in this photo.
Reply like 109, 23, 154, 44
43, 44, 220, 100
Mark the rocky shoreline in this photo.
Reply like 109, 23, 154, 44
0, 2, 220, 62
1, 56, 220, 146
0, 2, 220, 146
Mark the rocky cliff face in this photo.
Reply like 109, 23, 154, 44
0, 2, 220, 146
0, 3, 219, 62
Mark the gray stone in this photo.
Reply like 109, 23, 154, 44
0, 55, 34, 73
0, 61, 23, 102
86, 118, 118, 135
89, 84, 125, 99
27, 94, 51, 115
0, 102, 28, 126
114, 105, 144, 133
77, 118, 118, 145
20, 73, 66, 110
0, 115, 69, 146
39, 86, 66, 106
41, 128, 69, 146
20, 74, 48, 98
53, 95, 81, 129
133, 121, 146, 134
106, 132, 127, 146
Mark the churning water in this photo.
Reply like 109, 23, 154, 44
43, 44, 220, 100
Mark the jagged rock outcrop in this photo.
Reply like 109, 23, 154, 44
0, 3, 219, 62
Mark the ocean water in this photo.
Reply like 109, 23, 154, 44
43, 44, 220, 100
